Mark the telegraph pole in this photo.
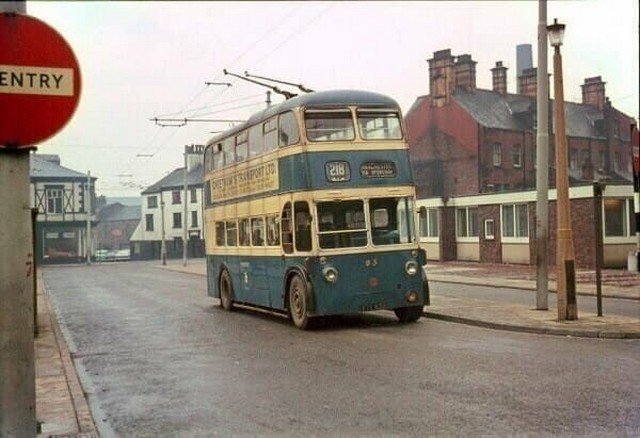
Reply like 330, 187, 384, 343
535, 0, 549, 310
86, 171, 92, 264
183, 147, 188, 267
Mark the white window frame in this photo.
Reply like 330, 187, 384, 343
46, 187, 63, 214
501, 203, 529, 243
512, 144, 522, 168
492, 143, 502, 167
456, 206, 479, 242
418, 207, 439, 242
484, 218, 495, 240
603, 198, 636, 243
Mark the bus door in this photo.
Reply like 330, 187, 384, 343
274, 201, 312, 310
272, 201, 294, 309
238, 218, 269, 307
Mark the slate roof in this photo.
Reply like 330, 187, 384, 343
30, 154, 95, 180
452, 88, 608, 139
98, 203, 141, 222
141, 163, 203, 195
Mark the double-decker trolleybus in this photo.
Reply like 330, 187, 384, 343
203, 89, 429, 329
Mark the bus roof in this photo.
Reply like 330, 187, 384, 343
206, 89, 401, 146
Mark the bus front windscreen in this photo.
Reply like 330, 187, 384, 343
317, 200, 367, 249
370, 197, 415, 246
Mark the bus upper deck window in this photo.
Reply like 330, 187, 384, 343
305, 109, 354, 142
222, 138, 235, 166
249, 125, 263, 158
263, 117, 278, 153
357, 110, 402, 140
278, 111, 300, 147
236, 131, 248, 163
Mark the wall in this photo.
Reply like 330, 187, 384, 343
406, 96, 479, 198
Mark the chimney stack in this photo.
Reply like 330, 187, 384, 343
491, 61, 508, 94
581, 76, 606, 110
518, 67, 537, 97
428, 49, 456, 107
453, 54, 477, 93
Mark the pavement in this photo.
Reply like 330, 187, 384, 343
34, 258, 639, 437
35, 271, 97, 437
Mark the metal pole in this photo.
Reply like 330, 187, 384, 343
0, 3, 35, 434
266, 90, 272, 108
86, 171, 91, 264
535, 0, 549, 310
160, 199, 167, 265
552, 42, 578, 321
32, 208, 38, 336
593, 182, 604, 316
0, 150, 36, 436
183, 148, 188, 266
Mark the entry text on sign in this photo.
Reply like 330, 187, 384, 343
0, 65, 74, 96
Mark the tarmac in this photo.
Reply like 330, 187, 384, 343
34, 259, 640, 437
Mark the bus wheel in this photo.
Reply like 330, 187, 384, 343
394, 306, 422, 323
219, 270, 235, 311
289, 275, 311, 330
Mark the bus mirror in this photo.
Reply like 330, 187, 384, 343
419, 206, 427, 218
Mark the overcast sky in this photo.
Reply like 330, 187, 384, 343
26, 0, 639, 197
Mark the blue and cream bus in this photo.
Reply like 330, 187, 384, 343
203, 90, 429, 329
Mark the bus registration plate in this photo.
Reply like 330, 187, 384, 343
360, 302, 387, 311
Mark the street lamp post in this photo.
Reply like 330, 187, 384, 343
160, 199, 167, 266
548, 18, 578, 321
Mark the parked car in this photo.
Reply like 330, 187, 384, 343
113, 249, 130, 261
95, 249, 111, 262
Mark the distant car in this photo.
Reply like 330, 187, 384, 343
113, 249, 130, 262
95, 249, 111, 262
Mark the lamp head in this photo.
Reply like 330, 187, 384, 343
547, 18, 566, 47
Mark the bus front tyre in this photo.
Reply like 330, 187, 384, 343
289, 275, 311, 330
219, 270, 235, 311
394, 306, 423, 323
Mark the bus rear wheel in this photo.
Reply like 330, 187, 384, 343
394, 306, 423, 323
289, 275, 311, 330
219, 270, 235, 311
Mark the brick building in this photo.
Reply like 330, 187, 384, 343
95, 202, 141, 253
406, 49, 637, 268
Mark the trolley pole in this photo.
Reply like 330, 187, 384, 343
535, 0, 549, 310
86, 171, 92, 264
183, 147, 188, 267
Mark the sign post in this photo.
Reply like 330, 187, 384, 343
0, 9, 81, 436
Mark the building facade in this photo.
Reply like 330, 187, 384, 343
130, 146, 205, 260
406, 49, 637, 268
95, 202, 141, 252
30, 154, 97, 264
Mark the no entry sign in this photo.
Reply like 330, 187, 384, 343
0, 13, 81, 148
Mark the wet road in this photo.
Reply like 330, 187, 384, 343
44, 262, 640, 437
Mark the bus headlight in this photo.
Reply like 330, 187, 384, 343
323, 266, 339, 283
405, 260, 419, 276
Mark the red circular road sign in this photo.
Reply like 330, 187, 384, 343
0, 13, 81, 148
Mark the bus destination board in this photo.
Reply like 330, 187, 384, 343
360, 161, 396, 178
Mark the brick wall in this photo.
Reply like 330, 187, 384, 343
479, 205, 501, 263
439, 206, 457, 261
531, 198, 596, 269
